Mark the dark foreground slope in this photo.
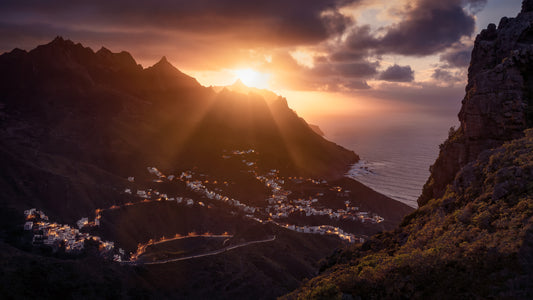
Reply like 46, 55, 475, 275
286, 3, 533, 299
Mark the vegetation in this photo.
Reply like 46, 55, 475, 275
287, 129, 533, 299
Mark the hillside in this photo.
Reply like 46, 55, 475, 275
285, 2, 533, 299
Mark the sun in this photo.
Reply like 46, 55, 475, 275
233, 68, 271, 89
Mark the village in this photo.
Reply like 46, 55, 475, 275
130, 149, 384, 244
20, 148, 384, 263
23, 208, 123, 261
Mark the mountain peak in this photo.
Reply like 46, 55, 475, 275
145, 55, 201, 88
96, 46, 112, 55
231, 78, 248, 88
47, 36, 75, 49
522, 0, 533, 13
151, 56, 176, 70
52, 36, 64, 43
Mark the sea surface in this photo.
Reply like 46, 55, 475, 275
317, 114, 457, 208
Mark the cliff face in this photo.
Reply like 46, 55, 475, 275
419, 2, 533, 206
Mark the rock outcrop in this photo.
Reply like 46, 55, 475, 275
419, 5, 533, 206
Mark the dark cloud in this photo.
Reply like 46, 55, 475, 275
329, 50, 367, 62
321, 10, 354, 36
296, 59, 379, 91
379, 65, 414, 82
464, 0, 488, 14
264, 51, 376, 92
432, 69, 453, 81
333, 61, 380, 78
341, 80, 371, 90
431, 68, 464, 84
345, 0, 485, 56
439, 43, 472, 68
379, 4, 475, 55
0, 0, 358, 49
345, 24, 378, 53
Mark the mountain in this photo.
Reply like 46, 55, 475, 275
0, 36, 360, 222
285, 3, 533, 299
308, 124, 325, 137
0, 37, 413, 298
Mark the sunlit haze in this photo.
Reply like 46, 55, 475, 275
233, 68, 271, 89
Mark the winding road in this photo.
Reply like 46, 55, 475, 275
123, 235, 276, 266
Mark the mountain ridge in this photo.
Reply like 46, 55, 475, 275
0, 36, 363, 225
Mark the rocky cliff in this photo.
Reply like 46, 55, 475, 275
419, 1, 533, 206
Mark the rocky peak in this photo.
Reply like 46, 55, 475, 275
96, 46, 113, 56
42, 36, 87, 54
95, 47, 141, 72
231, 78, 247, 89
522, 0, 533, 13
418, 2, 533, 206
158, 56, 168, 64
49, 36, 68, 46
145, 55, 200, 89
29, 36, 95, 72
150, 56, 178, 72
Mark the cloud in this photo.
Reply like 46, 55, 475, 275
332, 61, 380, 78
341, 80, 371, 90
431, 68, 466, 86
464, 0, 488, 14
344, 24, 378, 53
345, 0, 485, 56
379, 64, 414, 82
439, 42, 473, 68
432, 68, 456, 81
0, 0, 358, 49
264, 50, 375, 91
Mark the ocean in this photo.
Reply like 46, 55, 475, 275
316, 113, 457, 208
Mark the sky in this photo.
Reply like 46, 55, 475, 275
0, 0, 523, 124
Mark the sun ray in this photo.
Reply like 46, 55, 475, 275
233, 68, 271, 89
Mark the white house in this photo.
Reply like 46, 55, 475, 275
76, 217, 89, 229
24, 221, 33, 231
